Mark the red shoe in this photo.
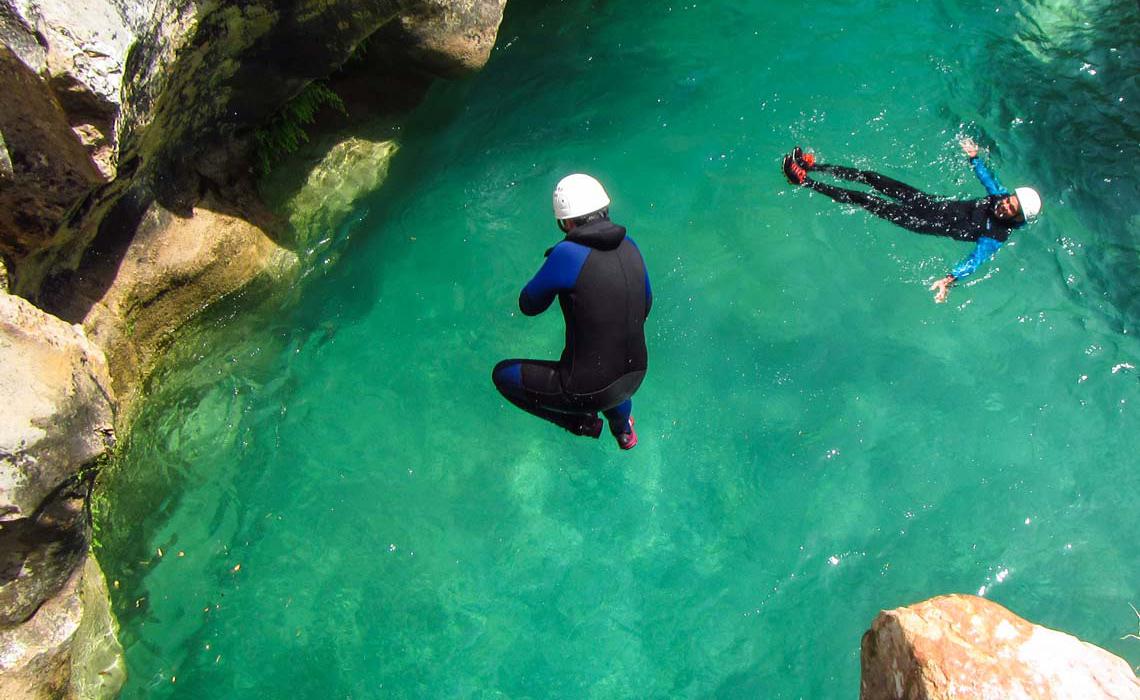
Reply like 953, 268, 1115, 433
782, 155, 807, 185
792, 146, 816, 168
616, 417, 638, 450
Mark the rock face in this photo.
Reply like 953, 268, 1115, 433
0, 292, 113, 623
398, 0, 510, 78
861, 594, 1140, 700
0, 43, 106, 266
0, 0, 133, 179
0, 3, 508, 698
2, 0, 507, 406
3, 0, 507, 297
0, 292, 121, 696
39, 186, 298, 409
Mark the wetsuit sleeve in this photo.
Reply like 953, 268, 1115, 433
519, 241, 589, 316
627, 236, 652, 318
950, 236, 1002, 281
970, 157, 1010, 196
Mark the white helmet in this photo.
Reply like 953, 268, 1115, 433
1014, 187, 1042, 222
553, 174, 610, 220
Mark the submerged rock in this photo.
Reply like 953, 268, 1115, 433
0, 557, 123, 699
262, 134, 400, 252
860, 594, 1140, 699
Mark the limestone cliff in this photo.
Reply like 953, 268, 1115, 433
2, 0, 506, 408
0, 1, 506, 696
0, 292, 121, 698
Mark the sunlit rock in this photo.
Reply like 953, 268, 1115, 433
397, 0, 508, 78
1, 0, 133, 178
0, 293, 113, 526
0, 3, 510, 695
0, 45, 105, 270
59, 193, 299, 412
860, 594, 1140, 699
0, 292, 113, 626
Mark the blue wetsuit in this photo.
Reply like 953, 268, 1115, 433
804, 157, 1022, 282
493, 218, 651, 437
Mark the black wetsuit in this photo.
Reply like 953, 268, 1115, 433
492, 219, 651, 437
803, 157, 1023, 280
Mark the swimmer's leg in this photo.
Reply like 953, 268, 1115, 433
805, 179, 945, 234
602, 399, 633, 436
492, 359, 602, 437
813, 164, 931, 204
805, 179, 907, 221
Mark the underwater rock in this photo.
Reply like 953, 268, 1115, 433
262, 135, 400, 252
0, 557, 124, 699
860, 594, 1140, 699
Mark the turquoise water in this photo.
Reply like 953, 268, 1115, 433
100, 1, 1140, 697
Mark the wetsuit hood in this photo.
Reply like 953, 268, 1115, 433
564, 219, 627, 251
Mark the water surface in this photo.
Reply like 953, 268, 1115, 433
101, 1, 1140, 696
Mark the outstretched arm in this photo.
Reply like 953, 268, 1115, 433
959, 137, 1009, 196
929, 236, 1003, 303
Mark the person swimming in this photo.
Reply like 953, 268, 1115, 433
782, 138, 1041, 303
492, 174, 651, 450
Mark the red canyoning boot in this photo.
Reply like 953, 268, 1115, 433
616, 417, 638, 450
782, 155, 807, 185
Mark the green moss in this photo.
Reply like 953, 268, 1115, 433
253, 82, 346, 175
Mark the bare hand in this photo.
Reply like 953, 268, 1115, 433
929, 275, 954, 303
959, 137, 979, 159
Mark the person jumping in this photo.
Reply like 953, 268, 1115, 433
492, 174, 651, 450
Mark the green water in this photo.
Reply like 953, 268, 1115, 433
101, 1, 1140, 697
